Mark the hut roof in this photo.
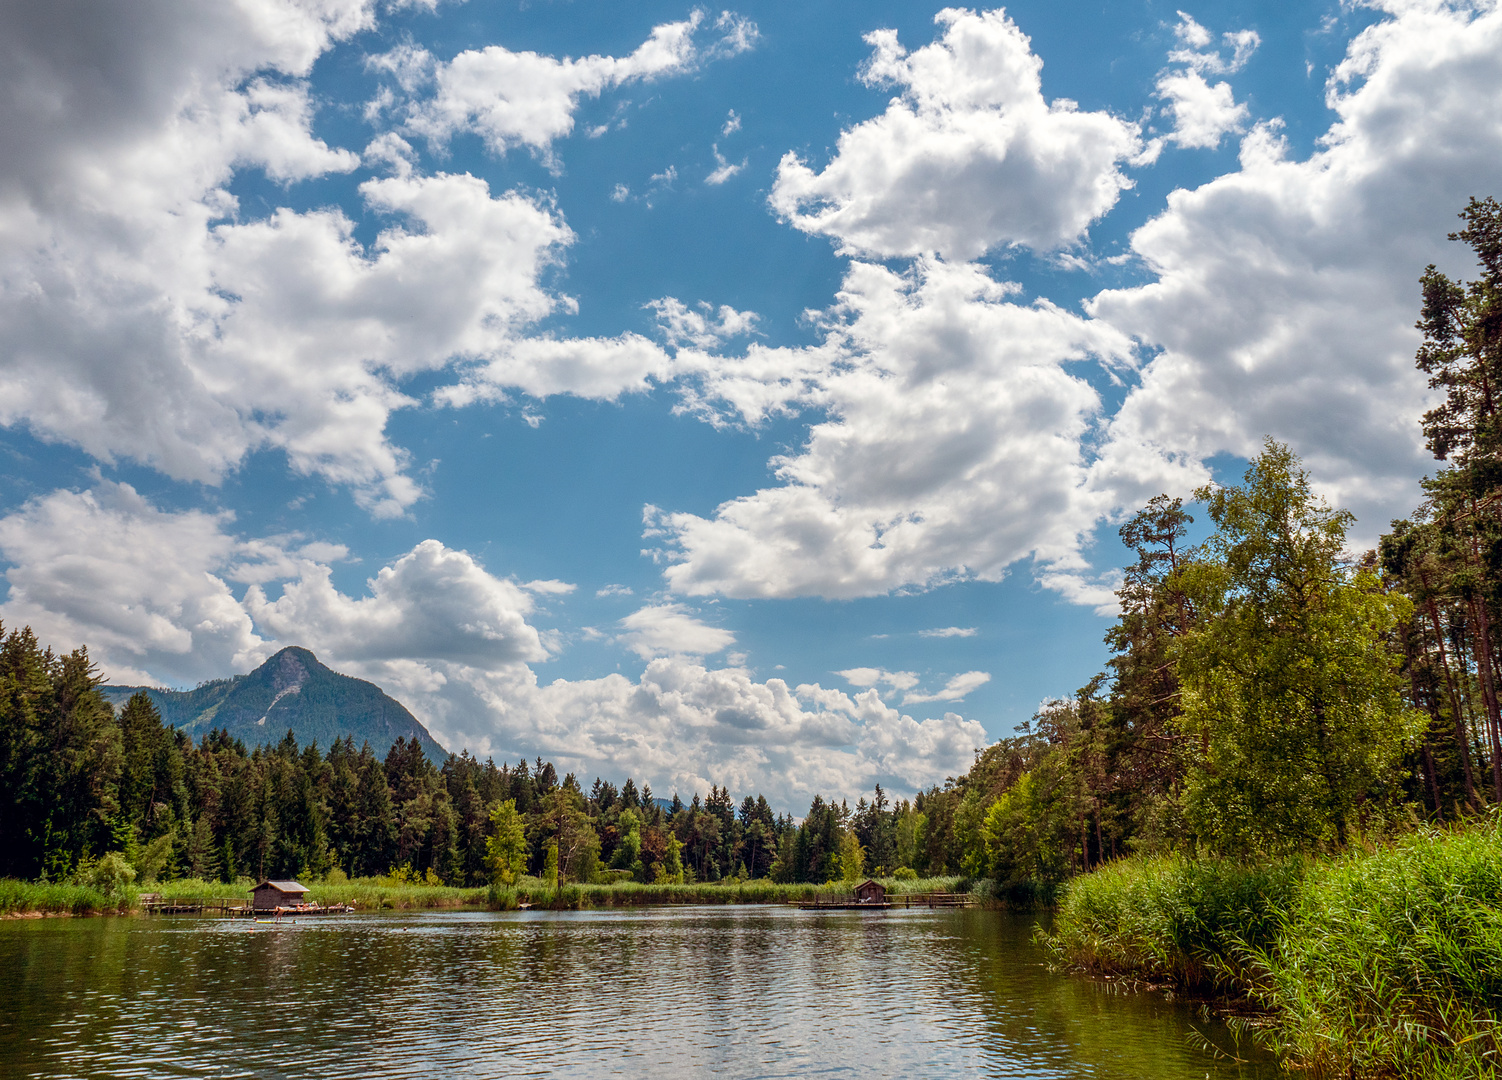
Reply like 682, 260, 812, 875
252, 879, 309, 894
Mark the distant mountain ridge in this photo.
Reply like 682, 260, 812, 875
101, 646, 447, 763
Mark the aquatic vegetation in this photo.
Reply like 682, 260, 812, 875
1046, 820, 1502, 1078
0, 880, 134, 916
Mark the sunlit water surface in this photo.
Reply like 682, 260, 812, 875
0, 906, 1280, 1078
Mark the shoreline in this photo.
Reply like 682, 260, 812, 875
0, 874, 982, 919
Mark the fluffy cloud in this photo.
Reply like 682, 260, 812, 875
705, 144, 746, 185
0, 483, 272, 685
768, 7, 1141, 258
618, 603, 735, 659
1089, 0, 1502, 538
653, 257, 1134, 598
245, 540, 549, 668
1154, 12, 1257, 150
387, 11, 757, 162
919, 626, 977, 638
838, 667, 920, 692
204, 172, 576, 513
0, 483, 979, 805
0, 2, 737, 518
681, 0, 1502, 606
0, 0, 602, 517
648, 297, 759, 349
0, 1, 379, 490
488, 660, 985, 806
837, 664, 990, 705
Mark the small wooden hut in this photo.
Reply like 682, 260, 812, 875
251, 879, 310, 911
854, 879, 886, 904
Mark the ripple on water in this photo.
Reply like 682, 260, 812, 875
0, 908, 1279, 1079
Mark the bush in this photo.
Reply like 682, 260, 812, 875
79, 852, 138, 896
1045, 855, 1305, 992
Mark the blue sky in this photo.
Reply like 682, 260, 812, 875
1, 0, 1498, 808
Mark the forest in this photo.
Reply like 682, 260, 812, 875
0, 639, 943, 889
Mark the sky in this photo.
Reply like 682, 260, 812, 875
1, 0, 1499, 811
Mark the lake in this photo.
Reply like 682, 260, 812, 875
0, 906, 1280, 1078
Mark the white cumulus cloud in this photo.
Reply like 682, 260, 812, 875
769, 7, 1142, 259
902, 670, 991, 705
648, 298, 760, 349
838, 667, 920, 692
618, 603, 736, 659
1154, 12, 1258, 150
1089, 0, 1502, 543
391, 11, 757, 163
0, 483, 271, 686
652, 257, 1133, 599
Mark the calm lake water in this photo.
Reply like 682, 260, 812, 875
0, 906, 1281, 1078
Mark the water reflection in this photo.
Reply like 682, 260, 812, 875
0, 907, 1281, 1078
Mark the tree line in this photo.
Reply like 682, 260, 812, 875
0, 630, 962, 886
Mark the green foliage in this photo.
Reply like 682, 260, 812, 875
982, 767, 1079, 885
1177, 442, 1422, 853
485, 799, 526, 885
1045, 854, 1307, 992
1046, 820, 1502, 1079
830, 829, 864, 883
77, 851, 138, 897
660, 832, 685, 883
1256, 822, 1502, 1078
0, 879, 134, 915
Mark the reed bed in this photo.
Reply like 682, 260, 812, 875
0, 880, 135, 916
1044, 821, 1502, 1078
1044, 855, 1306, 992
313, 880, 489, 910
1256, 825, 1502, 1079
496, 874, 968, 910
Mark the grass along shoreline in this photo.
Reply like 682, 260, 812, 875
1, 874, 972, 917
1043, 819, 1502, 1079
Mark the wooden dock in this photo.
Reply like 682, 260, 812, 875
140, 894, 353, 918
141, 895, 241, 916
796, 891, 974, 910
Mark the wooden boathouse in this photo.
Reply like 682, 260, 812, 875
251, 879, 311, 911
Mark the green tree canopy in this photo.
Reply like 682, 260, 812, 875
1176, 441, 1421, 853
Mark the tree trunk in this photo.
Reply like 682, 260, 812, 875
1406, 663, 1445, 819
1466, 594, 1502, 801
1423, 592, 1479, 806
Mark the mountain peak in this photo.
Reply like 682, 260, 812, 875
102, 649, 447, 762
268, 646, 317, 694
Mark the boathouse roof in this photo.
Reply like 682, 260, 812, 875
252, 879, 309, 894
